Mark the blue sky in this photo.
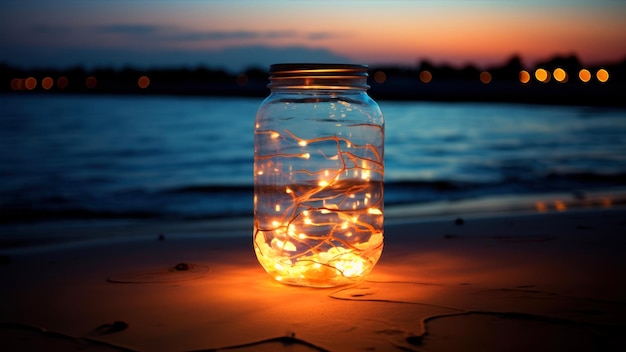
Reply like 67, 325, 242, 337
1, 0, 625, 72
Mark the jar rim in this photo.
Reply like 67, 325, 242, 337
270, 63, 368, 77
268, 63, 370, 90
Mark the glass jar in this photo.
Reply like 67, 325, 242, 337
253, 63, 384, 287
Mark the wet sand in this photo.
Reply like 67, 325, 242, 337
1, 207, 625, 351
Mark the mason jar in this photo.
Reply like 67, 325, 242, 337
253, 63, 384, 287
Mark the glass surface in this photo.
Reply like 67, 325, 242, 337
254, 65, 385, 287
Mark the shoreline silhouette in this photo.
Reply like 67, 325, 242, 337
2, 54, 625, 106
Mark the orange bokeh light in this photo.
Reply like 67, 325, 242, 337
535, 201, 547, 212
10, 78, 24, 91
57, 76, 69, 89
25, 77, 37, 90
138, 75, 150, 89
554, 200, 567, 212
479, 71, 492, 84
373, 71, 386, 84
85, 76, 97, 89
596, 69, 609, 83
553, 68, 567, 83
519, 70, 530, 84
42, 77, 54, 90
534, 68, 550, 83
419, 70, 432, 83
578, 69, 591, 83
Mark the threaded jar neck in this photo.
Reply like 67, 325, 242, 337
268, 63, 370, 91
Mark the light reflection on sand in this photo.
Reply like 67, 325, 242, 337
1, 209, 625, 350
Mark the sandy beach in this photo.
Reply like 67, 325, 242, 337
1, 202, 625, 351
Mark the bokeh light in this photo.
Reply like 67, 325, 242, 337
479, 71, 492, 84
534, 68, 550, 83
25, 77, 37, 90
578, 69, 591, 82
535, 201, 547, 212
374, 71, 386, 84
596, 69, 609, 83
419, 70, 432, 83
57, 76, 69, 89
555, 200, 567, 212
553, 68, 567, 83
85, 76, 97, 89
10, 78, 24, 91
519, 70, 530, 84
138, 75, 150, 89
42, 77, 54, 90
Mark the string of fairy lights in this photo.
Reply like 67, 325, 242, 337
254, 127, 384, 287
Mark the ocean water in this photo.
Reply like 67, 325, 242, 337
1, 93, 625, 225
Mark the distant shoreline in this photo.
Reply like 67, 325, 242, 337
2, 55, 625, 107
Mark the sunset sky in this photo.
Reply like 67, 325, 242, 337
1, 0, 625, 72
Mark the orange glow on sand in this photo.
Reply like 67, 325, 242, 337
138, 75, 150, 89
596, 69, 609, 83
578, 69, 591, 83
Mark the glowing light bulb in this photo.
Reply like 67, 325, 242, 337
271, 238, 297, 252
361, 170, 371, 180
368, 208, 383, 215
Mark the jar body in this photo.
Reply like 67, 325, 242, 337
253, 65, 384, 287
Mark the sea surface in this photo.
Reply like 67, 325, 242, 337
1, 93, 626, 227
